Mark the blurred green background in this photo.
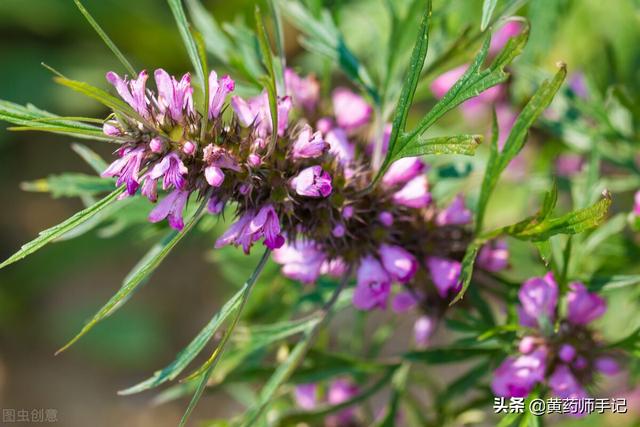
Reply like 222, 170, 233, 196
0, 0, 639, 426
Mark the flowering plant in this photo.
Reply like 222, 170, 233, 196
1, 0, 639, 426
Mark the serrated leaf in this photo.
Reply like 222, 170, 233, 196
168, 0, 206, 90
56, 200, 206, 354
481, 0, 498, 31
0, 188, 122, 270
73, 0, 137, 76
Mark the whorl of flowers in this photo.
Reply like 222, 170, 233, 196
100, 66, 505, 314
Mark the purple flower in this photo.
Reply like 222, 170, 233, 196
548, 365, 588, 401
207, 196, 224, 215
140, 175, 158, 202
568, 72, 589, 99
392, 175, 431, 208
290, 125, 328, 159
518, 336, 538, 354
477, 240, 509, 272
294, 383, 318, 410
414, 316, 435, 348
555, 154, 584, 177
202, 144, 241, 188
489, 21, 524, 56
316, 117, 334, 135
285, 68, 320, 111
106, 70, 150, 119
103, 121, 121, 137
154, 69, 194, 122
595, 357, 620, 375
149, 152, 188, 190
149, 137, 164, 153
566, 282, 606, 325
332, 224, 346, 238
215, 204, 284, 254
426, 256, 461, 298
101, 147, 145, 196
231, 92, 291, 137
391, 290, 421, 313
208, 71, 235, 119
352, 256, 391, 311
559, 344, 576, 363
491, 348, 547, 397
378, 244, 417, 283
325, 128, 355, 165
272, 240, 326, 284
517, 273, 558, 328
291, 165, 333, 198
382, 157, 426, 187
634, 190, 640, 216
436, 194, 472, 226
148, 189, 189, 230
332, 87, 372, 130
327, 379, 359, 425
378, 211, 394, 227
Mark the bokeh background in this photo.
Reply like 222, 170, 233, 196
0, 0, 639, 426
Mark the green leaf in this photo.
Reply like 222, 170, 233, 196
607, 326, 640, 357
278, 0, 379, 102
374, 0, 432, 182
185, 0, 232, 62
395, 134, 482, 159
588, 275, 640, 293
404, 345, 499, 363
0, 100, 110, 141
255, 6, 279, 150
71, 143, 109, 174
21, 174, 114, 198
507, 191, 611, 241
481, 0, 498, 31
476, 65, 566, 232
56, 200, 206, 354
168, 0, 206, 90
449, 242, 480, 305
0, 188, 122, 270
72, 0, 137, 76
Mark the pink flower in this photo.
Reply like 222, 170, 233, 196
477, 240, 509, 272
392, 175, 431, 208
382, 157, 426, 187
148, 189, 189, 230
291, 165, 333, 198
566, 282, 606, 325
202, 144, 241, 188
332, 87, 372, 130
378, 244, 418, 283
327, 379, 359, 426
391, 290, 421, 313
634, 190, 640, 216
517, 273, 558, 328
559, 344, 576, 363
231, 92, 291, 137
140, 175, 158, 202
555, 154, 584, 177
595, 357, 620, 376
548, 365, 588, 401
149, 152, 188, 190
285, 68, 320, 111
101, 147, 145, 196
103, 121, 121, 137
290, 124, 328, 159
491, 348, 547, 397
352, 256, 391, 310
154, 69, 194, 122
489, 21, 524, 56
413, 316, 435, 348
320, 258, 348, 278
272, 240, 326, 284
106, 70, 150, 119
426, 256, 462, 298
325, 128, 355, 165
208, 71, 235, 119
215, 204, 284, 254
436, 194, 472, 226
207, 196, 224, 214
294, 383, 318, 410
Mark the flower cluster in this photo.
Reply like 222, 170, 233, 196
491, 273, 619, 409
294, 379, 360, 427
